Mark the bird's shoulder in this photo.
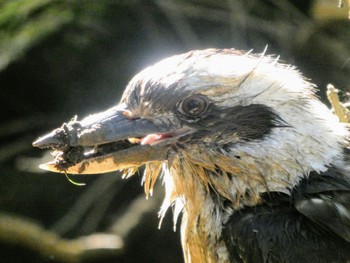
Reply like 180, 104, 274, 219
222, 164, 350, 263
293, 165, 350, 242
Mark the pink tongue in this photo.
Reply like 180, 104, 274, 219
141, 134, 163, 145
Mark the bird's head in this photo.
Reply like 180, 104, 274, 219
33, 48, 348, 219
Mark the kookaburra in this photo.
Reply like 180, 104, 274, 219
33, 49, 350, 263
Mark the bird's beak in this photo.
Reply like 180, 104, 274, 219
32, 104, 181, 174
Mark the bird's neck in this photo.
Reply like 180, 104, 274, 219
157, 145, 309, 263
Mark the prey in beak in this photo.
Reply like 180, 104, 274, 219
32, 104, 183, 174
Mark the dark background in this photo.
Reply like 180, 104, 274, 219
0, 0, 349, 262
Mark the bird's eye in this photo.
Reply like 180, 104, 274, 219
179, 95, 208, 117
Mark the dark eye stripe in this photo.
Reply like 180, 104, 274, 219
182, 104, 289, 143
224, 104, 289, 141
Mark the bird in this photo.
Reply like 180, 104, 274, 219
33, 48, 350, 263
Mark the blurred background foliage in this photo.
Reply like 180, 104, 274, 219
0, 0, 349, 262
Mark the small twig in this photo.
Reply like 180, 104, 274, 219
327, 84, 350, 123
0, 212, 123, 263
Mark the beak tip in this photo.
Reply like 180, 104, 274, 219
32, 138, 42, 148
32, 128, 67, 149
